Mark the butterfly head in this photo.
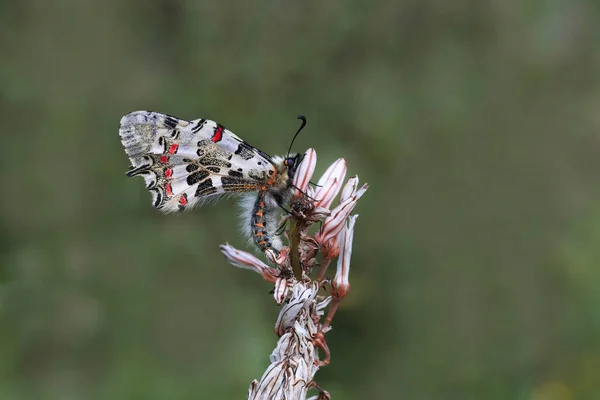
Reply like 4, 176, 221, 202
283, 153, 304, 179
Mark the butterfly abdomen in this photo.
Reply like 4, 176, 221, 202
250, 189, 284, 254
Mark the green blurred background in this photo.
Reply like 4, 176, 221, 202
2, 1, 600, 399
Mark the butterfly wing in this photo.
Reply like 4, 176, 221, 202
119, 111, 276, 212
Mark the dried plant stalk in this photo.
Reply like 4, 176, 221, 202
221, 149, 367, 400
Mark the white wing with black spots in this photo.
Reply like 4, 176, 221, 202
119, 111, 277, 212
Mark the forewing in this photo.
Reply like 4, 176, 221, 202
119, 111, 275, 212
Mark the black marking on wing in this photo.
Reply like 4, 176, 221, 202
197, 154, 232, 169
243, 142, 274, 165
197, 139, 213, 147
144, 173, 157, 189
234, 142, 256, 160
206, 166, 221, 173
228, 170, 244, 178
164, 116, 179, 129
157, 136, 167, 152
195, 178, 217, 197
221, 176, 247, 189
186, 164, 200, 173
248, 170, 266, 181
152, 189, 163, 208
192, 119, 206, 133
126, 164, 150, 177
187, 170, 210, 186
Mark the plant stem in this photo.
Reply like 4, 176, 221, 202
289, 219, 304, 281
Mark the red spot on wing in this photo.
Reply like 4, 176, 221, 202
168, 144, 179, 154
160, 155, 169, 163
211, 125, 224, 143
179, 194, 188, 206
166, 183, 173, 196
165, 168, 173, 179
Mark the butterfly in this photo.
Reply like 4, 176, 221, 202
119, 111, 304, 254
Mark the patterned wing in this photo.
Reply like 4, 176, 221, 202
119, 111, 276, 212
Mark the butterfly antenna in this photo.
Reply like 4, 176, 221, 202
287, 115, 307, 158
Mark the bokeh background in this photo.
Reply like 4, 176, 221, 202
2, 1, 600, 399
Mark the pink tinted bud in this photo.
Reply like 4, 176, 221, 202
339, 175, 359, 203
333, 215, 358, 299
220, 244, 278, 283
314, 159, 347, 209
324, 233, 341, 260
292, 148, 317, 193
315, 183, 368, 245
314, 177, 338, 210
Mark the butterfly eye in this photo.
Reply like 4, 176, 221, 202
285, 158, 295, 169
